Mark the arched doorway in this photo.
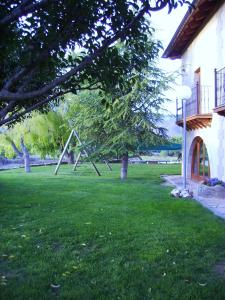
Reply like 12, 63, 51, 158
191, 137, 210, 180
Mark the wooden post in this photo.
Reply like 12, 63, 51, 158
104, 159, 112, 171
90, 160, 101, 176
54, 130, 74, 175
55, 128, 102, 176
73, 152, 81, 171
83, 149, 101, 176
73, 130, 82, 145
73, 130, 101, 176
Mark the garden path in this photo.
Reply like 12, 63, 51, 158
163, 175, 225, 221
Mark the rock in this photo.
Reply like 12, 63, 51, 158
171, 189, 181, 198
180, 189, 192, 198
215, 185, 225, 198
171, 188, 193, 198
198, 184, 225, 199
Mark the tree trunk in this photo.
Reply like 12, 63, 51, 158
20, 137, 31, 173
120, 152, 128, 180
65, 150, 75, 164
10, 140, 23, 157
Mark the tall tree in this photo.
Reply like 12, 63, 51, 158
67, 65, 170, 179
0, 0, 191, 126
0, 121, 32, 172
27, 111, 76, 163
0, 109, 77, 172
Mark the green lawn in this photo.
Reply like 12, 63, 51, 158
1, 163, 225, 300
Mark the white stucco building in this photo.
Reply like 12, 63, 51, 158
163, 0, 225, 181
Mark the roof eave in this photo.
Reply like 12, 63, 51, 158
162, 0, 224, 59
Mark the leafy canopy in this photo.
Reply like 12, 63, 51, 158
67, 67, 170, 158
0, 0, 191, 126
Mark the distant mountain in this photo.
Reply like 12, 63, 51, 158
159, 115, 181, 137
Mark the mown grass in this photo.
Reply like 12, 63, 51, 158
0, 163, 225, 300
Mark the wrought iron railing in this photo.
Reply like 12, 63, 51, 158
215, 67, 225, 107
176, 84, 212, 122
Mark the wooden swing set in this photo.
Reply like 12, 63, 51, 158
54, 129, 112, 176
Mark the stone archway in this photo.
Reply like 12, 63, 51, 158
189, 136, 210, 181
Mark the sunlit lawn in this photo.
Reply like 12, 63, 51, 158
1, 163, 225, 300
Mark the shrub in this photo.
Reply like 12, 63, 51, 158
204, 178, 225, 187
159, 150, 168, 157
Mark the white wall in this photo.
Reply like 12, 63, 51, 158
185, 114, 225, 181
182, 3, 225, 88
181, 3, 225, 181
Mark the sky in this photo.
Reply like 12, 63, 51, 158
150, 4, 189, 114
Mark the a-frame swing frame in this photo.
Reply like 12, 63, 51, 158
54, 129, 111, 176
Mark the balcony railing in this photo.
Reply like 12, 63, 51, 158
176, 84, 212, 122
215, 67, 225, 107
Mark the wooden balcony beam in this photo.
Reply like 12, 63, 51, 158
176, 114, 212, 131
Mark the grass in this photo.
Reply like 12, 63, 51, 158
0, 163, 225, 300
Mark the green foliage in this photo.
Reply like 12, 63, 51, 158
0, 30, 171, 162
170, 136, 182, 144
0, 0, 191, 125
160, 150, 168, 157
27, 112, 72, 158
0, 111, 72, 158
0, 134, 16, 158
0, 121, 31, 158
67, 63, 170, 159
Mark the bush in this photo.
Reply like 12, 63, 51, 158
159, 150, 168, 157
204, 178, 225, 188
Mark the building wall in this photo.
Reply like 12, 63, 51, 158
182, 3, 225, 89
181, 3, 225, 181
185, 114, 225, 181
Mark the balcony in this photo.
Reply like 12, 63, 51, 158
214, 67, 225, 116
176, 84, 212, 130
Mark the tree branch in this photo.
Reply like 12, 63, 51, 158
148, 0, 192, 13
10, 140, 23, 157
0, 101, 17, 120
79, 81, 102, 91
3, 68, 26, 90
16, 69, 36, 93
0, 90, 70, 126
148, 0, 168, 12
0, 0, 49, 26
0, 1, 149, 102
2, 18, 83, 92
0, 81, 100, 125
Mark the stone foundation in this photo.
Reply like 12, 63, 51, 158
198, 184, 225, 199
